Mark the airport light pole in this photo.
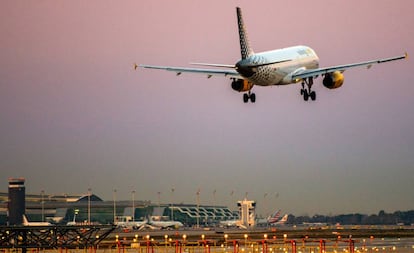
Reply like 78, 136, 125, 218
196, 189, 200, 228
213, 189, 216, 222
171, 188, 175, 221
230, 190, 234, 208
41, 190, 45, 222
132, 190, 136, 222
113, 189, 117, 223
88, 188, 91, 224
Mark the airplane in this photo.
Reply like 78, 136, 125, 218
114, 216, 148, 230
115, 220, 148, 230
219, 219, 245, 229
146, 216, 184, 229
269, 214, 288, 226
23, 215, 52, 226
138, 7, 407, 103
256, 210, 288, 226
267, 210, 282, 224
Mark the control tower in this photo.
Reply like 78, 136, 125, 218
8, 178, 25, 225
237, 198, 256, 228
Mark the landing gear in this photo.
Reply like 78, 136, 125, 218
301, 77, 316, 101
243, 91, 256, 103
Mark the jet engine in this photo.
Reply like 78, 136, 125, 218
231, 79, 253, 92
322, 71, 344, 89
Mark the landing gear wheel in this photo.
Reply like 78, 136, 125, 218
303, 90, 309, 101
243, 93, 249, 103
250, 93, 256, 103
310, 91, 316, 101
242, 92, 256, 103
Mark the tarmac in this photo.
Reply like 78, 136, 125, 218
99, 227, 414, 253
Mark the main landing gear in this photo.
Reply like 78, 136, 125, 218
300, 77, 316, 101
243, 91, 256, 103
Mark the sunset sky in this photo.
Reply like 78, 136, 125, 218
1, 0, 413, 216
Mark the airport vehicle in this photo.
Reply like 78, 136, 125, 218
23, 215, 51, 226
138, 7, 407, 103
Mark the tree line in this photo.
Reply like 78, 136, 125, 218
289, 210, 414, 225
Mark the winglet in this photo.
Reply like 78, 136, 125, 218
405, 52, 409, 60
133, 63, 138, 70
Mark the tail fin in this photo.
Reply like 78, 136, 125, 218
22, 215, 29, 225
278, 214, 288, 224
236, 7, 254, 59
268, 210, 281, 223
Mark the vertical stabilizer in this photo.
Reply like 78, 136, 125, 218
22, 215, 29, 225
236, 7, 254, 59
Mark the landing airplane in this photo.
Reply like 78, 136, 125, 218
138, 7, 407, 103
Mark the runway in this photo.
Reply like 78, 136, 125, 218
99, 227, 414, 253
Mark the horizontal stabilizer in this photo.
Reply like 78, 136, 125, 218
190, 62, 236, 68
241, 59, 292, 68
139, 64, 241, 78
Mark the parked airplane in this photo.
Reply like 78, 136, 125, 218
114, 216, 148, 230
116, 220, 148, 230
267, 210, 282, 224
219, 219, 245, 229
220, 220, 248, 229
23, 215, 51, 226
256, 210, 288, 226
138, 7, 407, 103
269, 214, 288, 226
146, 216, 184, 229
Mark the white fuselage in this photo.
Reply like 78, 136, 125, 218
236, 45, 319, 86
149, 220, 184, 229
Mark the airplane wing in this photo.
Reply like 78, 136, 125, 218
293, 53, 407, 80
138, 64, 242, 78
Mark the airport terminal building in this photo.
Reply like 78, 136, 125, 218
0, 191, 238, 226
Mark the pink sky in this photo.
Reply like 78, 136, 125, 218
1, 0, 413, 216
